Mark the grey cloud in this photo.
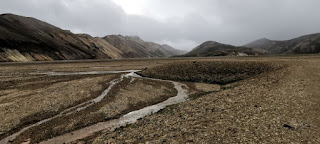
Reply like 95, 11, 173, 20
1, 0, 320, 50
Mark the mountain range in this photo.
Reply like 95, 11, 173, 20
183, 33, 320, 57
244, 33, 320, 54
0, 14, 185, 62
0, 13, 319, 62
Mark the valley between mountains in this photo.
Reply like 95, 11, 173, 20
1, 12, 320, 144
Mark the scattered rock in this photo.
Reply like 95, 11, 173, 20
283, 124, 295, 130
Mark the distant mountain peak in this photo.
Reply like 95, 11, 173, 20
248, 38, 271, 44
125, 35, 141, 39
244, 33, 320, 54
258, 38, 271, 41
183, 40, 262, 57
0, 13, 37, 20
124, 35, 144, 42
200, 41, 235, 50
203, 40, 219, 43
161, 44, 172, 47
0, 13, 17, 17
201, 41, 223, 46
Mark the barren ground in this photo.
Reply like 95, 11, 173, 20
0, 55, 319, 143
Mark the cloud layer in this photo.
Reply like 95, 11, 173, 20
1, 0, 320, 50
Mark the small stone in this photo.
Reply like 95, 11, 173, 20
283, 124, 295, 130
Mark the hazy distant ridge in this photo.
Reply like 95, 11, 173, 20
182, 41, 262, 57
244, 33, 320, 54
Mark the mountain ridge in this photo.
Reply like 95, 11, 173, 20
244, 33, 320, 54
1, 13, 320, 62
182, 41, 262, 57
0, 13, 184, 62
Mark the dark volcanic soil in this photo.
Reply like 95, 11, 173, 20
0, 56, 319, 143
92, 57, 320, 143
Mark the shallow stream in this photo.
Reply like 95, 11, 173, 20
0, 70, 189, 144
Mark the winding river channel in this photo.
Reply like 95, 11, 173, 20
0, 70, 189, 144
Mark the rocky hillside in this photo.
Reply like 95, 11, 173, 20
103, 35, 185, 58
182, 41, 262, 57
0, 14, 183, 62
124, 36, 186, 56
244, 33, 320, 54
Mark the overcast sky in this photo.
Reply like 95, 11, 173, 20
1, 0, 320, 50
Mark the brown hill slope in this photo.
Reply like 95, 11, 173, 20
182, 41, 262, 57
0, 14, 112, 62
103, 35, 185, 58
0, 14, 182, 62
244, 33, 320, 54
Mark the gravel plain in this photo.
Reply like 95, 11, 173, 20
93, 56, 320, 143
0, 56, 319, 143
